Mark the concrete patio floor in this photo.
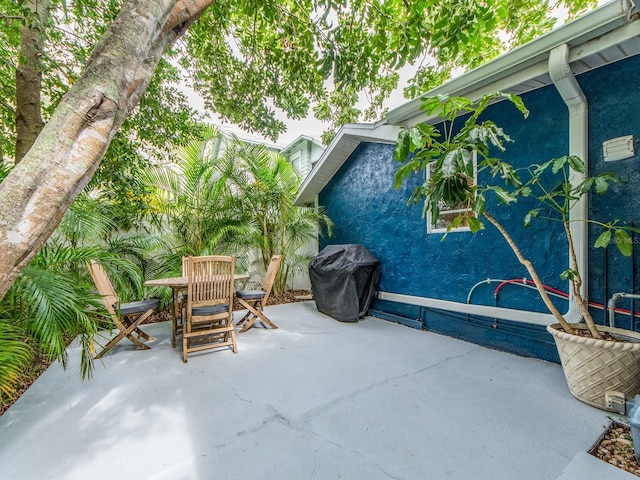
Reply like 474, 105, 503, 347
0, 301, 633, 479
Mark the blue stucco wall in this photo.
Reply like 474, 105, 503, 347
581, 57, 640, 330
318, 53, 640, 361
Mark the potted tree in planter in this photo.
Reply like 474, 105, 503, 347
394, 93, 640, 410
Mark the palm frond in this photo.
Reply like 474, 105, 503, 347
57, 193, 116, 245
14, 266, 100, 369
0, 321, 34, 399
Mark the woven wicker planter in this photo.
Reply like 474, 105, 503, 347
547, 323, 640, 411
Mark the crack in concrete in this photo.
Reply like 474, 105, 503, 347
402, 348, 479, 378
378, 465, 404, 480
230, 348, 478, 478
216, 378, 256, 406
237, 348, 479, 439
237, 405, 295, 437
297, 347, 479, 429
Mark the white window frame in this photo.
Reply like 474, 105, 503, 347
426, 152, 477, 234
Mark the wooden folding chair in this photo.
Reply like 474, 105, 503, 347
87, 260, 158, 359
236, 255, 282, 333
183, 255, 237, 362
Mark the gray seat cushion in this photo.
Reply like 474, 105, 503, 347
236, 290, 265, 301
192, 303, 229, 316
119, 298, 160, 316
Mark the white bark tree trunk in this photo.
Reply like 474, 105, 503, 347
0, 0, 215, 300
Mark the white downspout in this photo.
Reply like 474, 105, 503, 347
548, 44, 588, 323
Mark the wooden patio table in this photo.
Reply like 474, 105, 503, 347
145, 273, 250, 348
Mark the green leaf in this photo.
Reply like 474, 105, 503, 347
518, 186, 532, 197
567, 155, 586, 173
533, 160, 553, 176
450, 215, 463, 229
441, 149, 469, 175
593, 230, 611, 249
493, 187, 517, 205
552, 156, 567, 174
394, 130, 410, 162
409, 128, 423, 152
468, 216, 484, 233
501, 92, 530, 118
615, 229, 633, 257
523, 209, 539, 227
472, 193, 486, 215
594, 176, 610, 195
579, 178, 594, 194
560, 269, 578, 281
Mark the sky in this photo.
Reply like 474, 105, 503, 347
182, 75, 411, 149
180, 46, 427, 148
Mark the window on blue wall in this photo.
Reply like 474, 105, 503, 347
426, 152, 477, 234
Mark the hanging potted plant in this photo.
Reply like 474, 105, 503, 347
394, 93, 640, 410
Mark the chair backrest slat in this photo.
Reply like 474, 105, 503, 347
87, 260, 119, 316
181, 256, 189, 276
260, 255, 282, 305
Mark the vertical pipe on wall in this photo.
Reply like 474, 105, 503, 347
632, 222, 637, 330
549, 44, 588, 323
604, 245, 609, 325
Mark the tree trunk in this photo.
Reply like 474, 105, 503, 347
0, 0, 215, 301
15, 0, 50, 164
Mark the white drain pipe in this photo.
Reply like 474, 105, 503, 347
549, 43, 588, 323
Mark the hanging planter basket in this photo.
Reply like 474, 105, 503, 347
548, 323, 640, 411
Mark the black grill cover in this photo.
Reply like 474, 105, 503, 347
309, 244, 381, 322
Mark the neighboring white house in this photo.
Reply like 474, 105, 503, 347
279, 135, 324, 179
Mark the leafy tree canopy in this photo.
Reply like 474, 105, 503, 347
1, 0, 597, 157
184, 0, 596, 142
2, 0, 210, 225
0, 0, 598, 300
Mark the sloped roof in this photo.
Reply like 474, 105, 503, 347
294, 0, 640, 206
279, 135, 324, 155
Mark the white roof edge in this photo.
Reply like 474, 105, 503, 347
294, 123, 400, 205
280, 134, 324, 154
386, 0, 635, 126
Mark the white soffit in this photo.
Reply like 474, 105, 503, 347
294, 123, 400, 205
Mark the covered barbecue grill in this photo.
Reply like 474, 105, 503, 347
309, 244, 381, 322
